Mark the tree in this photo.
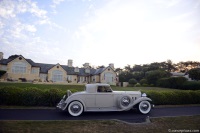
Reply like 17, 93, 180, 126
132, 72, 144, 81
119, 71, 133, 82
128, 78, 137, 85
139, 78, 148, 85
124, 65, 132, 72
188, 68, 200, 81
132, 65, 143, 72
166, 59, 176, 72
145, 70, 171, 85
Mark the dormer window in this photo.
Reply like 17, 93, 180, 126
74, 67, 79, 73
85, 68, 90, 73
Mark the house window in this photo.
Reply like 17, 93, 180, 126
79, 77, 85, 82
12, 62, 27, 74
67, 75, 72, 81
31, 68, 38, 74
52, 70, 63, 82
0, 65, 7, 71
105, 73, 113, 83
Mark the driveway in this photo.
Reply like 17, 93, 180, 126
0, 106, 200, 123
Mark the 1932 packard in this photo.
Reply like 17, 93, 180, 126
57, 84, 153, 116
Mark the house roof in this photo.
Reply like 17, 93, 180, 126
0, 55, 115, 76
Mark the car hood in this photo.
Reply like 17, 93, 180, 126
70, 91, 141, 95
113, 91, 141, 95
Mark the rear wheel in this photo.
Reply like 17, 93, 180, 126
68, 101, 83, 116
138, 101, 151, 114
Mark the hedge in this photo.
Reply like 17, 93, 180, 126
0, 87, 200, 106
157, 77, 200, 90
0, 87, 65, 106
157, 77, 187, 89
146, 90, 200, 105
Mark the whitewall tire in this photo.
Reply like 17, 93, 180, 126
68, 101, 83, 117
138, 101, 151, 114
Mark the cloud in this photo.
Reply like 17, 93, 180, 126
154, 0, 182, 8
51, 0, 65, 14
71, 0, 200, 67
0, 0, 63, 64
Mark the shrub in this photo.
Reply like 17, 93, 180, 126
128, 78, 137, 85
141, 83, 150, 87
139, 79, 148, 85
0, 87, 65, 107
42, 89, 64, 106
188, 68, 200, 80
19, 78, 27, 82
146, 90, 200, 105
134, 83, 141, 87
145, 70, 170, 85
0, 86, 200, 106
20, 87, 44, 106
157, 77, 187, 89
180, 81, 200, 90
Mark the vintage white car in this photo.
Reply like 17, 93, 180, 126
56, 84, 153, 116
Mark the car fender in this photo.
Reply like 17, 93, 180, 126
132, 97, 152, 107
63, 96, 86, 111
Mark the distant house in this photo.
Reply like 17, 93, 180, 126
0, 52, 117, 85
170, 72, 192, 81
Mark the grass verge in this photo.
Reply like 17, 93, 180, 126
0, 115, 199, 133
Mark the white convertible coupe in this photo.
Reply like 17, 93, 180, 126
57, 83, 153, 116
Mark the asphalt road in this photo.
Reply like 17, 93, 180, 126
0, 106, 200, 123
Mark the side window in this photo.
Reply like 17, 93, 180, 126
97, 86, 112, 93
97, 86, 104, 92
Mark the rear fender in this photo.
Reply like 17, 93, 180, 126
63, 97, 86, 111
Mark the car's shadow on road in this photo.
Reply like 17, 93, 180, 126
56, 109, 149, 123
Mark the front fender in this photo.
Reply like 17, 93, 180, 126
132, 97, 152, 106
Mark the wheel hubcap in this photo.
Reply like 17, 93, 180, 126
121, 97, 130, 106
70, 104, 81, 113
140, 103, 149, 111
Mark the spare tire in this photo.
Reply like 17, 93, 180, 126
118, 95, 132, 109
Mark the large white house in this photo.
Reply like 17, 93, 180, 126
0, 52, 118, 85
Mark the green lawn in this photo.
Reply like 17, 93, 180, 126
0, 82, 176, 92
0, 82, 85, 91
0, 115, 199, 133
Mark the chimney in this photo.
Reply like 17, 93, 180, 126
0, 52, 3, 60
68, 59, 73, 67
83, 63, 90, 68
109, 63, 114, 69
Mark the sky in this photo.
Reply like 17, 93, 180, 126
0, 0, 200, 68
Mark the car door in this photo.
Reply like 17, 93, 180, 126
95, 86, 114, 108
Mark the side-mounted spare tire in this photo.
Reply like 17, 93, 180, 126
118, 95, 133, 110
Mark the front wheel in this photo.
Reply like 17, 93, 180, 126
68, 101, 83, 116
138, 101, 151, 114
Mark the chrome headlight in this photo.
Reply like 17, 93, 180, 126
142, 93, 147, 97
